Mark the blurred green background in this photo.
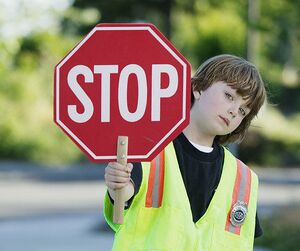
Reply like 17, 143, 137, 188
0, 1, 299, 250
1, 0, 299, 166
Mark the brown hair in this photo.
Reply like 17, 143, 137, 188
191, 54, 267, 145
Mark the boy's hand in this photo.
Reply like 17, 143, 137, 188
105, 162, 133, 190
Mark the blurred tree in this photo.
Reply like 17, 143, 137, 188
240, 0, 300, 166
0, 32, 85, 164
65, 0, 174, 38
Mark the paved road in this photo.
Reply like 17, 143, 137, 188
1, 161, 299, 251
0, 212, 114, 251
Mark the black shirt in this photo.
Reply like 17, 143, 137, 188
129, 133, 263, 238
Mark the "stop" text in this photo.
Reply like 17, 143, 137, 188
67, 64, 178, 123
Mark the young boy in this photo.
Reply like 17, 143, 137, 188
103, 54, 266, 251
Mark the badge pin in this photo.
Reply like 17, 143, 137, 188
230, 201, 248, 227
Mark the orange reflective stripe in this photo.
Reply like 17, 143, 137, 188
145, 159, 156, 207
157, 150, 165, 207
145, 151, 165, 208
225, 159, 252, 235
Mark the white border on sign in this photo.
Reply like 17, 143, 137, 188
56, 25, 188, 160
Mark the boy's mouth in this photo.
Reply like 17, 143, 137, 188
219, 116, 230, 126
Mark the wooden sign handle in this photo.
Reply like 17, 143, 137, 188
113, 136, 128, 224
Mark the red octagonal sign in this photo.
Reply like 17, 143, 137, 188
54, 23, 191, 162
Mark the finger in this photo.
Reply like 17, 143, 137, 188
105, 173, 131, 183
106, 167, 130, 178
108, 162, 128, 172
106, 162, 129, 175
126, 163, 133, 173
106, 181, 128, 190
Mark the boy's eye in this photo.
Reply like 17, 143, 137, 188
239, 107, 246, 116
225, 92, 233, 101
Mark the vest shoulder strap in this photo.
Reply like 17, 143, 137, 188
145, 150, 165, 208
225, 159, 253, 235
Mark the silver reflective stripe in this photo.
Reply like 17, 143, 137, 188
237, 162, 248, 201
151, 154, 161, 208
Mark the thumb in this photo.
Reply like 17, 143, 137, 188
127, 163, 133, 173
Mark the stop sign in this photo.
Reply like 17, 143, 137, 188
54, 23, 191, 162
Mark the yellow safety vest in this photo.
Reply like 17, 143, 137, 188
104, 142, 258, 251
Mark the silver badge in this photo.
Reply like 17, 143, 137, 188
230, 201, 248, 227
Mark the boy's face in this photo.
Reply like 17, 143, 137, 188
191, 81, 250, 137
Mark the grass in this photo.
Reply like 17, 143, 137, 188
254, 205, 300, 251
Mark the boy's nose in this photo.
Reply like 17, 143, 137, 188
229, 110, 236, 118
228, 107, 237, 118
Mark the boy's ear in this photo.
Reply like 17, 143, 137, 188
193, 90, 201, 100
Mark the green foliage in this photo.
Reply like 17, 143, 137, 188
69, 0, 176, 37
0, 31, 84, 164
172, 8, 246, 67
240, 104, 300, 166
254, 206, 300, 251
240, 133, 300, 166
